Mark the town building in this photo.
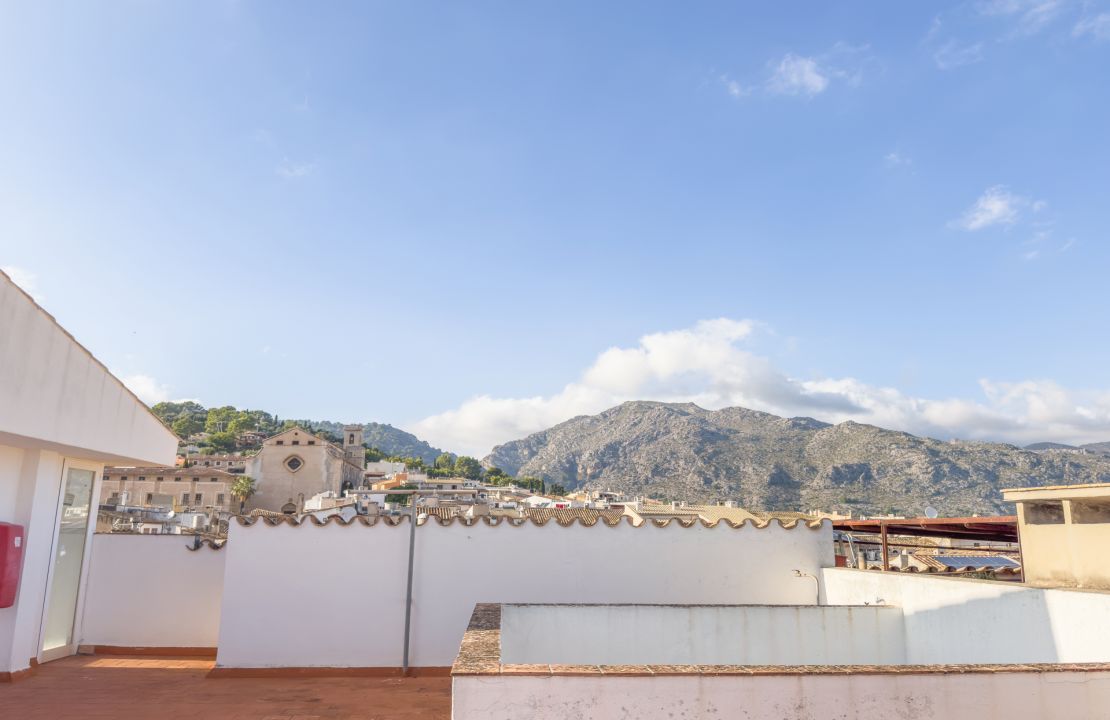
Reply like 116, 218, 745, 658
1004, 482, 1110, 590
100, 466, 235, 513
235, 430, 267, 448
0, 269, 177, 678
417, 476, 480, 492
243, 426, 364, 513
182, 453, 250, 473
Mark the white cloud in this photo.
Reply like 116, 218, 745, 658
1, 265, 44, 303
767, 54, 829, 96
409, 318, 1110, 457
121, 374, 171, 405
719, 44, 872, 101
1074, 12, 1110, 40
954, 185, 1028, 230
276, 158, 316, 179
884, 152, 912, 168
978, 0, 1065, 34
934, 40, 984, 69
718, 73, 747, 98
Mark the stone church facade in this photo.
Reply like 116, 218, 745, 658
245, 425, 365, 512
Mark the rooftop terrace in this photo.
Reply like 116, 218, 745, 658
0, 654, 450, 720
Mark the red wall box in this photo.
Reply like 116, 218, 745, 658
0, 522, 26, 608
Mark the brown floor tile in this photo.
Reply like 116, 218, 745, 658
0, 655, 450, 719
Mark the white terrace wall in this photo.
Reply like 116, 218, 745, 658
216, 517, 833, 669
500, 604, 905, 666
822, 567, 1110, 664
452, 672, 1110, 720
79, 534, 226, 649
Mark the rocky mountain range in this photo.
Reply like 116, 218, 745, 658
484, 401, 1110, 516
1025, 440, 1110, 457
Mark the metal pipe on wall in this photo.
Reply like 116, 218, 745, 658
402, 499, 417, 674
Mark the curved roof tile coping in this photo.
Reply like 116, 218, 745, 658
870, 565, 1022, 575
230, 513, 830, 530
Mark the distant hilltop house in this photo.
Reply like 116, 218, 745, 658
243, 425, 365, 513
235, 430, 268, 448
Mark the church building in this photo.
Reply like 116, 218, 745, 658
244, 425, 365, 513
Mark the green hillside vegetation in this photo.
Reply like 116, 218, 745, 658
150, 401, 445, 462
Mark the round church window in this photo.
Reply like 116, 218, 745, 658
285, 456, 304, 472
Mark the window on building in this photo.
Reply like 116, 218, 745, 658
1071, 500, 1110, 524
308, 440, 316, 445
1025, 501, 1065, 525
216, 461, 222, 466
276, 440, 284, 445
349, 433, 355, 444
138, 476, 146, 482
204, 461, 210, 466
192, 477, 200, 482
210, 477, 218, 482
104, 476, 112, 481
108, 493, 119, 503
119, 476, 128, 482
182, 492, 190, 504
175, 477, 181, 482
156, 476, 164, 482
285, 456, 304, 472
146, 493, 153, 504
217, 494, 225, 506
292, 440, 300, 446
195, 493, 203, 504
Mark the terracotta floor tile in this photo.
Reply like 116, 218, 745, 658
0, 655, 450, 719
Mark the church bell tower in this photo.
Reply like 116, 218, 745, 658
343, 424, 365, 470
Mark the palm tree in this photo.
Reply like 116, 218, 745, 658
230, 476, 256, 514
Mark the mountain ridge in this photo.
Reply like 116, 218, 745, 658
484, 401, 1110, 515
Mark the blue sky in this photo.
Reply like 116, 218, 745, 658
2, 1, 1109, 455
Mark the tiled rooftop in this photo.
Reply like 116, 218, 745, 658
1, 655, 450, 719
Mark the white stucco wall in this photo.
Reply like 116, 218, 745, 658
822, 568, 1110, 664
0, 271, 178, 675
500, 604, 905, 665
452, 672, 1110, 720
0, 448, 67, 673
216, 518, 833, 668
79, 534, 226, 649
0, 271, 178, 466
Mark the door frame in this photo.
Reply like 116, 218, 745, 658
37, 457, 102, 664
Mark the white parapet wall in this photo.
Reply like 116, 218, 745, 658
215, 516, 833, 669
79, 534, 226, 649
452, 672, 1110, 720
500, 604, 906, 666
821, 567, 1110, 664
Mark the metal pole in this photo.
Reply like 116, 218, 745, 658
880, 522, 889, 572
402, 495, 418, 674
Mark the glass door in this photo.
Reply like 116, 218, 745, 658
40, 466, 96, 662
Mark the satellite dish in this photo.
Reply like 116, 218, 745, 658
924, 506, 939, 519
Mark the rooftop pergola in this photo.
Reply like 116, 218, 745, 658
832, 516, 1019, 572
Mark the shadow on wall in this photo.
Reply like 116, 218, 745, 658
820, 570, 1110, 665
907, 589, 1057, 664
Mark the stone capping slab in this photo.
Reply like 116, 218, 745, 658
232, 514, 829, 530
450, 603, 1110, 678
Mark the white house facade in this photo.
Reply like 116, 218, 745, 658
0, 269, 177, 679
